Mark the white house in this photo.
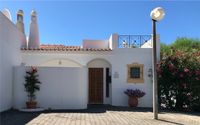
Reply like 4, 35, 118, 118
0, 9, 160, 112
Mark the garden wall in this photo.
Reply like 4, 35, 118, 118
13, 66, 88, 110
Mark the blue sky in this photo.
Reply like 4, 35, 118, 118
1, 1, 200, 45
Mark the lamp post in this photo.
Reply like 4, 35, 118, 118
150, 7, 165, 120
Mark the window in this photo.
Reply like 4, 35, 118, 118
130, 67, 140, 78
127, 63, 144, 83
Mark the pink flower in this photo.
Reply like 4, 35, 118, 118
172, 72, 176, 76
182, 83, 187, 88
187, 93, 191, 96
195, 77, 199, 81
156, 64, 162, 73
195, 70, 200, 75
189, 72, 192, 77
168, 63, 174, 71
184, 67, 189, 73
179, 73, 184, 78
31, 66, 37, 73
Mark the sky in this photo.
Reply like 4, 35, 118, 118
1, 1, 200, 45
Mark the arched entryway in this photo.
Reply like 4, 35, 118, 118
87, 58, 112, 104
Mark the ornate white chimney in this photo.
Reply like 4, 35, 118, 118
16, 10, 25, 33
16, 10, 27, 48
28, 10, 40, 49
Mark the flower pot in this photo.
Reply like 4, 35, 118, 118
26, 101, 37, 109
128, 96, 138, 107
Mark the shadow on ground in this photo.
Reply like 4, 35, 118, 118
157, 119, 185, 125
0, 105, 151, 125
45, 104, 153, 113
0, 105, 199, 125
0, 110, 40, 125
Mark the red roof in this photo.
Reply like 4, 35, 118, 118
21, 44, 112, 51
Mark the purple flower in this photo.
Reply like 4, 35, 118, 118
124, 89, 145, 98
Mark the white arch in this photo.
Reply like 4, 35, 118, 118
38, 58, 82, 67
87, 58, 111, 67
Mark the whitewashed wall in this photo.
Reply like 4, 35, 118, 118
38, 58, 82, 67
13, 66, 87, 110
109, 34, 118, 49
0, 12, 24, 112
111, 49, 153, 107
21, 48, 153, 107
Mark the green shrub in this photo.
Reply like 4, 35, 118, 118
158, 49, 200, 111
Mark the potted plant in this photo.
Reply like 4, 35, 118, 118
124, 89, 145, 107
24, 66, 41, 109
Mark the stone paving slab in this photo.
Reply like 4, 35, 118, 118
26, 111, 200, 125
1, 106, 200, 125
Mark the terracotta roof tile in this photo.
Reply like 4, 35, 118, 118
21, 44, 112, 52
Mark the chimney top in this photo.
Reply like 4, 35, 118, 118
17, 10, 23, 16
31, 10, 37, 16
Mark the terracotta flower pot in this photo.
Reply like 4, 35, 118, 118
128, 96, 138, 107
26, 101, 37, 109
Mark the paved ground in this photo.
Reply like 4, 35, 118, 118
1, 105, 200, 125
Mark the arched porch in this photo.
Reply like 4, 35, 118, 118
87, 58, 112, 105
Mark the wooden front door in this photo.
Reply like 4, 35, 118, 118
89, 68, 103, 104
